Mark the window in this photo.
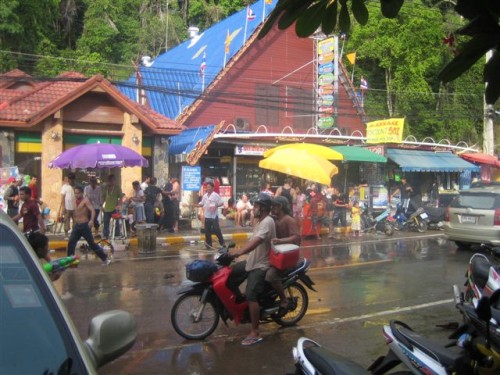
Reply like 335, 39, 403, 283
451, 193, 500, 210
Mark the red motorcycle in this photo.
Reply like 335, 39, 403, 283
171, 243, 316, 340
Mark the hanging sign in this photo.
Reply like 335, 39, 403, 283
318, 62, 334, 75
182, 166, 202, 191
366, 118, 405, 144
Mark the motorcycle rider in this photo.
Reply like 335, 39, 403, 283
228, 193, 276, 346
391, 176, 414, 213
267, 196, 301, 315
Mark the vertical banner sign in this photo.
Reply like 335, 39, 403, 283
366, 118, 405, 144
317, 37, 335, 129
182, 165, 202, 191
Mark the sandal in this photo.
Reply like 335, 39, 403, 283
241, 336, 263, 346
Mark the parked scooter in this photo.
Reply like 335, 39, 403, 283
291, 291, 500, 375
360, 206, 394, 236
463, 248, 500, 308
391, 203, 428, 232
423, 204, 446, 230
171, 243, 316, 340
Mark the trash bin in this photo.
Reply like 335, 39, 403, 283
136, 223, 158, 254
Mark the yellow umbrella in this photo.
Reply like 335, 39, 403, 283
263, 143, 344, 160
259, 149, 338, 185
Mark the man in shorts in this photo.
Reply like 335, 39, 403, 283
228, 193, 276, 346
309, 183, 332, 239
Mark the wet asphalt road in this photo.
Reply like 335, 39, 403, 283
53, 231, 481, 374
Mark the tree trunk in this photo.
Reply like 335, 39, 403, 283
385, 68, 393, 117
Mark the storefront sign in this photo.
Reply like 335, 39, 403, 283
366, 145, 385, 156
318, 117, 334, 129
366, 118, 405, 144
235, 145, 269, 156
182, 166, 201, 191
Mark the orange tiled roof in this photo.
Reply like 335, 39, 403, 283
0, 70, 182, 134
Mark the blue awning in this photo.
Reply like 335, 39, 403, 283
386, 149, 480, 172
169, 125, 216, 155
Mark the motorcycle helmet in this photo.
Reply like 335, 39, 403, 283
253, 193, 273, 210
272, 196, 290, 214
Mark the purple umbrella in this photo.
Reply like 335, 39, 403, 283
48, 143, 148, 169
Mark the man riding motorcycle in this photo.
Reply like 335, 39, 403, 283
227, 193, 276, 346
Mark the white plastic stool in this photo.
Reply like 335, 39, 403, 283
110, 217, 127, 240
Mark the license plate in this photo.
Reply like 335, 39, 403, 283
420, 212, 428, 219
461, 215, 477, 224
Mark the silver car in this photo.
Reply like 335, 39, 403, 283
0, 211, 137, 374
444, 186, 500, 248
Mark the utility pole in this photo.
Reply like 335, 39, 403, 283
165, 0, 169, 52
483, 50, 494, 155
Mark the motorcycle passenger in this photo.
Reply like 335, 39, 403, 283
267, 196, 301, 315
228, 193, 276, 346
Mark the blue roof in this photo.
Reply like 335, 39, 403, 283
386, 149, 480, 172
169, 125, 216, 154
117, 0, 276, 120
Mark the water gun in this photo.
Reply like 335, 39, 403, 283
43, 256, 80, 274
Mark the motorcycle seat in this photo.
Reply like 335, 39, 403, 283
394, 324, 461, 370
471, 255, 491, 289
304, 346, 370, 375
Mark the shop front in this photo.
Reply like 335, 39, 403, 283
385, 148, 480, 206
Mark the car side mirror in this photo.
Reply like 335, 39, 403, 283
85, 310, 137, 368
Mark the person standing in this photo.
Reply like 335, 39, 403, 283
227, 193, 276, 346
198, 181, 225, 249
61, 173, 76, 239
351, 200, 361, 238
28, 175, 41, 205
161, 178, 174, 232
309, 184, 331, 239
84, 176, 102, 235
12, 186, 45, 234
391, 176, 414, 213
144, 177, 162, 224
293, 185, 306, 233
331, 193, 349, 238
3, 176, 19, 218
101, 174, 123, 240
170, 177, 180, 232
129, 181, 146, 226
275, 178, 295, 209
140, 176, 150, 191
67, 186, 110, 265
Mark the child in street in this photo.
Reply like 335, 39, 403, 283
351, 200, 361, 238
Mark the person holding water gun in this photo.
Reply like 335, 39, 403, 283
27, 232, 79, 281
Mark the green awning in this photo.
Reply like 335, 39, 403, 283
330, 146, 387, 163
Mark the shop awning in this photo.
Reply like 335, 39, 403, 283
460, 153, 500, 168
386, 149, 480, 172
331, 146, 387, 163
168, 125, 216, 155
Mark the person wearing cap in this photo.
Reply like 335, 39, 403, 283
227, 193, 276, 346
3, 176, 19, 218
267, 196, 301, 315
84, 176, 102, 234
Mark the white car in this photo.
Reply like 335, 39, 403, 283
0, 211, 137, 374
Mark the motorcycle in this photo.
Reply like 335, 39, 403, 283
171, 243, 316, 340
292, 290, 500, 375
391, 203, 428, 233
463, 248, 500, 310
361, 207, 394, 236
423, 205, 446, 230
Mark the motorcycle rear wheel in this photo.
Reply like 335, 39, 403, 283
171, 292, 219, 340
416, 220, 427, 233
384, 224, 394, 236
273, 282, 308, 327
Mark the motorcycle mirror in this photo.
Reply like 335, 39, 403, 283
476, 296, 492, 323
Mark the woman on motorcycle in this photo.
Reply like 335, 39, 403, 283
228, 193, 276, 346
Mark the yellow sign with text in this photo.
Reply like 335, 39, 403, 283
366, 118, 405, 144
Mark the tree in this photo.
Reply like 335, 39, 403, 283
259, 0, 500, 105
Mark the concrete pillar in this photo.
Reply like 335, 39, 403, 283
153, 136, 169, 187
41, 114, 63, 215
121, 113, 142, 193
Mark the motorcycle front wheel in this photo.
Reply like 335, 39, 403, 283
171, 292, 219, 340
273, 282, 308, 327
416, 219, 427, 233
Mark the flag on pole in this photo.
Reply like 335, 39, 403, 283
225, 30, 231, 54
346, 52, 356, 65
200, 52, 206, 77
246, 5, 256, 20
360, 76, 368, 90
